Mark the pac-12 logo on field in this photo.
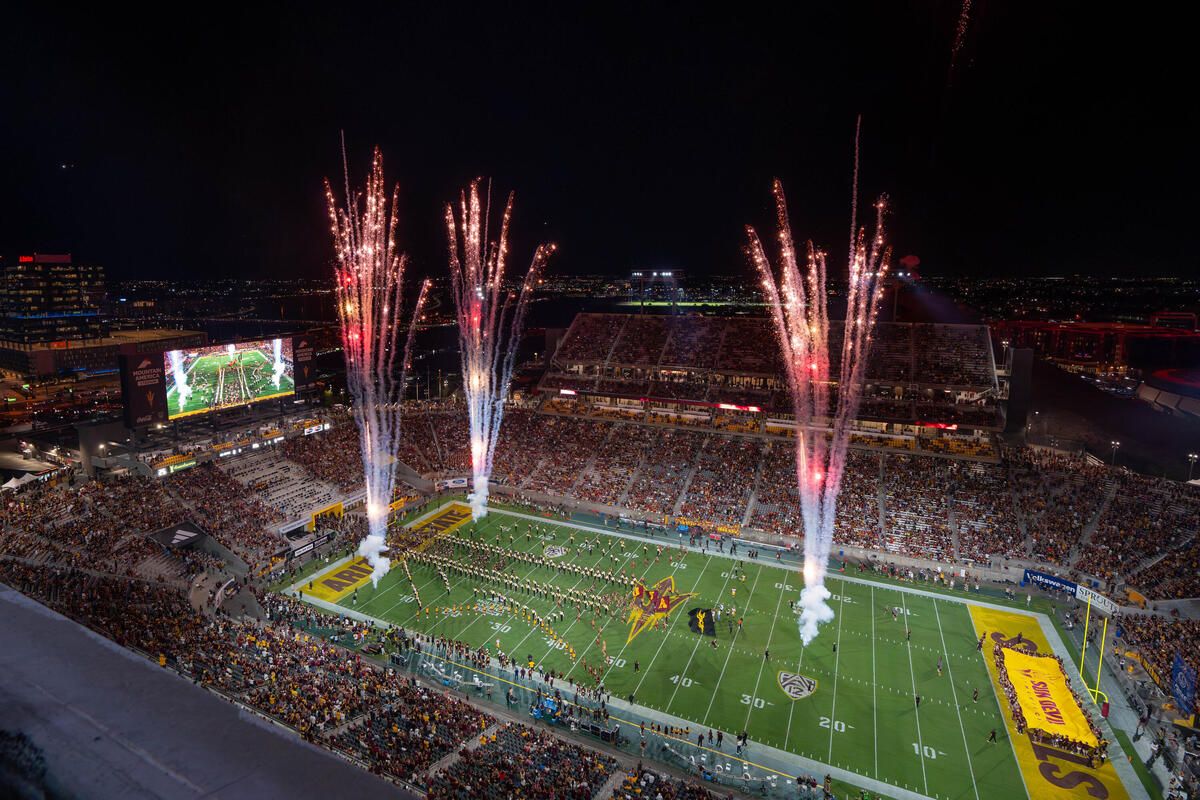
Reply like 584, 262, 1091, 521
778, 671, 817, 700
544, 545, 567, 558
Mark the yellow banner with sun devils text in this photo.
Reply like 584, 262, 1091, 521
1002, 648, 1098, 747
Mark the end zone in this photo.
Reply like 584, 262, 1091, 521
300, 501, 474, 602
969, 606, 1131, 800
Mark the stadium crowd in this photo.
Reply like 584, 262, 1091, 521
0, 558, 723, 798
426, 722, 618, 799
1109, 613, 1200, 719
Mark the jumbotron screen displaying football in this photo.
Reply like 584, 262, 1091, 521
164, 338, 295, 420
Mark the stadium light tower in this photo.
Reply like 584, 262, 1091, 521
630, 269, 682, 313
1110, 440, 1120, 465
1188, 452, 1197, 481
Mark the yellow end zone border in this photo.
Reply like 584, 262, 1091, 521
968, 606, 1129, 800
303, 502, 474, 603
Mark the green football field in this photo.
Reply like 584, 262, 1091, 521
167, 348, 294, 419
303, 505, 1039, 800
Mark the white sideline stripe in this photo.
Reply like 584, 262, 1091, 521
740, 565, 786, 730
932, 598, 981, 800
871, 585, 879, 779
664, 556, 739, 711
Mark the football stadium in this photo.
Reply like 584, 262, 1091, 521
4, 311, 1197, 800
165, 339, 296, 419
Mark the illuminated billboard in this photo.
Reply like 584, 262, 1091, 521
165, 338, 295, 420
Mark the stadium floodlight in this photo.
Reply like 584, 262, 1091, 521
1188, 452, 1197, 481
1110, 440, 1120, 464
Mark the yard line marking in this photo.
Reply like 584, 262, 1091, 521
631, 551, 716, 697
374, 518, 513, 619
664, 559, 740, 711
407, 520, 599, 644
472, 524, 619, 650
388, 514, 516, 625
701, 563, 764, 725
559, 536, 678, 683
933, 598, 980, 800
901, 591, 929, 795
782, 614, 808, 749
871, 584, 878, 779
530, 539, 661, 667
827, 585, 847, 762
741, 565, 786, 729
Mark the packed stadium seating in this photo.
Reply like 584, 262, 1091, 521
169, 462, 286, 566
882, 455, 954, 561
0, 560, 702, 798
545, 316, 999, 426
1111, 613, 1200, 718
426, 722, 618, 799
280, 423, 364, 492
222, 450, 340, 522
676, 435, 761, 526
1007, 449, 1113, 566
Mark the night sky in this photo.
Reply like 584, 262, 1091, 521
2, 4, 1194, 282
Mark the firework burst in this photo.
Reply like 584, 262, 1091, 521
445, 180, 554, 520
325, 146, 429, 585
746, 124, 890, 644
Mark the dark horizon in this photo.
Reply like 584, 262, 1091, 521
2, 4, 1195, 283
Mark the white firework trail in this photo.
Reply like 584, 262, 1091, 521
746, 123, 890, 644
445, 179, 554, 520
325, 146, 429, 586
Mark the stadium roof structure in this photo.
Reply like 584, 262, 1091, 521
538, 312, 1002, 428
0, 584, 413, 800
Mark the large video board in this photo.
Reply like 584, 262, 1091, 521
165, 338, 295, 420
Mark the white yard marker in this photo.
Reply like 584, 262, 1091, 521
901, 591, 929, 795
701, 564, 764, 724
740, 564, 787, 729
631, 552, 716, 697
827, 587, 847, 761
664, 560, 741, 710
932, 598, 981, 800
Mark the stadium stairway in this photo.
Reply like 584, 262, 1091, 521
1128, 529, 1196, 578
1003, 459, 1036, 558
419, 722, 499, 782
670, 439, 704, 516
592, 768, 629, 800
947, 508, 963, 562
616, 449, 646, 508
1067, 478, 1118, 567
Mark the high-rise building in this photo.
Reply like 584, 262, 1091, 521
1, 253, 107, 345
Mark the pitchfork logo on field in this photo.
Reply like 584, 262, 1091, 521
778, 671, 817, 700
626, 576, 695, 645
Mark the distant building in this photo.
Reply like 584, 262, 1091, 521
0, 328, 208, 380
1, 253, 107, 345
992, 318, 1200, 375
0, 254, 205, 379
